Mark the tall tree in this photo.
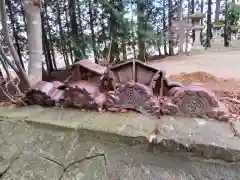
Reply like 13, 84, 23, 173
163, 0, 167, 55
168, 0, 174, 56
69, 0, 81, 61
7, 0, 25, 69
0, 0, 30, 87
25, 0, 43, 86
88, 0, 98, 63
206, 0, 212, 48
191, 0, 195, 43
137, 0, 146, 61
56, 0, 70, 66
215, 0, 221, 22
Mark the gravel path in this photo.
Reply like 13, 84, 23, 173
149, 50, 240, 80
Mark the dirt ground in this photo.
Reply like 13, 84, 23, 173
149, 50, 240, 117
149, 50, 240, 80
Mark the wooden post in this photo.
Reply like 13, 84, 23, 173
159, 73, 164, 97
132, 59, 136, 82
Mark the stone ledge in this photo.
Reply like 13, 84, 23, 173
1, 106, 240, 162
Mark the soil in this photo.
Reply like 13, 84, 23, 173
168, 73, 240, 118
149, 50, 240, 80
148, 50, 240, 118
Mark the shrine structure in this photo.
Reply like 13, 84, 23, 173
190, 12, 204, 49
24, 59, 230, 121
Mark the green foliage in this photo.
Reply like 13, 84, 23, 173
227, 2, 240, 26
3, 0, 208, 65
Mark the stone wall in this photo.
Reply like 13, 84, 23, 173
0, 106, 240, 179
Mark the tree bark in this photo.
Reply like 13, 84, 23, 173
224, 0, 229, 47
215, 0, 221, 22
191, 0, 195, 43
24, 0, 42, 86
7, 0, 25, 70
64, 5, 74, 64
168, 0, 174, 56
131, 0, 136, 59
0, 55, 11, 79
69, 0, 81, 61
137, 0, 146, 61
206, 0, 212, 48
163, 0, 167, 55
0, 0, 30, 87
0, 44, 18, 74
43, 1, 57, 70
178, 0, 183, 21
41, 13, 53, 76
88, 0, 98, 63
57, 0, 70, 66
200, 0, 204, 44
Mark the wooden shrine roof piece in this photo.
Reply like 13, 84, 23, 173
109, 59, 166, 84
72, 59, 107, 76
102, 59, 176, 97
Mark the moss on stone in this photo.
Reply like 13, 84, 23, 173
212, 21, 225, 28
189, 12, 203, 19
230, 25, 240, 31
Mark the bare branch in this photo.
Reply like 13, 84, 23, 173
0, 44, 19, 74
0, 54, 11, 79
0, 85, 17, 103
0, 75, 26, 105
0, 0, 30, 87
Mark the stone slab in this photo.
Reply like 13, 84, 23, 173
95, 141, 240, 180
1, 106, 240, 162
0, 121, 30, 174
22, 123, 105, 165
0, 106, 45, 119
154, 116, 240, 161
0, 154, 63, 180
61, 156, 106, 180
0, 112, 240, 179
25, 107, 97, 129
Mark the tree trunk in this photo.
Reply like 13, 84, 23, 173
163, 0, 167, 55
69, 0, 81, 61
168, 0, 174, 56
41, 13, 53, 76
65, 6, 74, 64
206, 0, 212, 48
25, 1, 42, 86
131, 0, 136, 59
57, 0, 70, 66
137, 0, 146, 61
77, 3, 86, 59
88, 0, 98, 63
7, 0, 25, 70
43, 1, 57, 70
178, 0, 183, 20
157, 35, 162, 56
20, 0, 27, 30
186, 0, 191, 55
200, 0, 204, 44
0, 44, 19, 74
121, 39, 127, 61
109, 0, 120, 63
191, 0, 195, 43
224, 0, 229, 47
0, 0, 30, 87
215, 0, 221, 22
178, 0, 184, 55
0, 55, 10, 79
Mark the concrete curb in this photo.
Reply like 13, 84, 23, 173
1, 106, 240, 162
